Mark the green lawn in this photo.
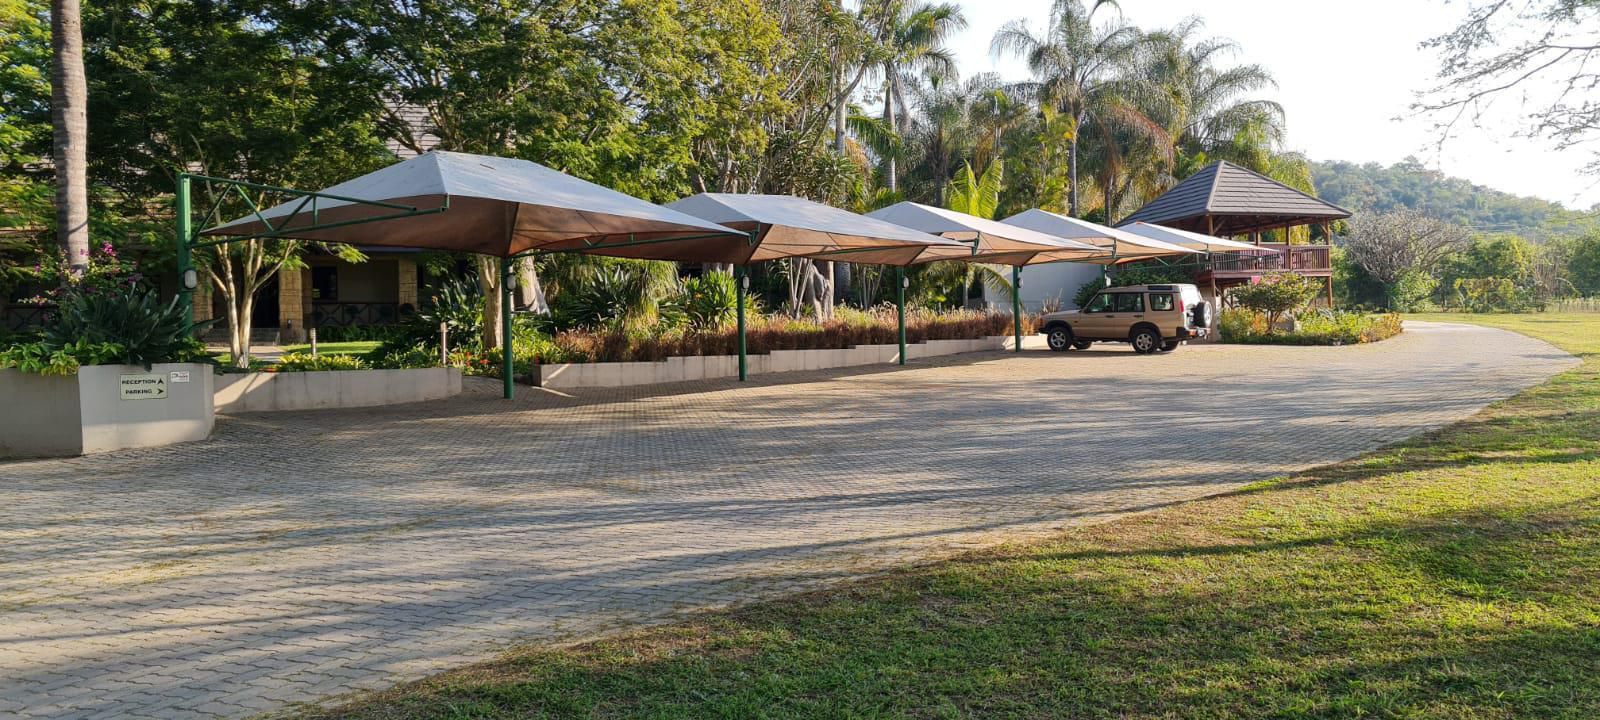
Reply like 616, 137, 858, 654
306, 314, 1600, 720
280, 340, 381, 356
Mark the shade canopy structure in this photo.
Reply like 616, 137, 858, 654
1119, 222, 1279, 255
865, 202, 1109, 354
668, 193, 972, 368
192, 151, 757, 401
864, 202, 1106, 266
204, 151, 745, 258
1000, 209, 1199, 265
1117, 160, 1351, 237
666, 193, 969, 266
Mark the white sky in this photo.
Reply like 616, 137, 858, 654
949, 0, 1598, 209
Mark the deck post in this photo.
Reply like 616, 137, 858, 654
1011, 265, 1022, 353
896, 266, 906, 365
735, 264, 748, 381
500, 256, 514, 400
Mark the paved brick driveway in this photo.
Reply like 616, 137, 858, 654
0, 321, 1576, 718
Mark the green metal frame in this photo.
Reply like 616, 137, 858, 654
174, 171, 449, 334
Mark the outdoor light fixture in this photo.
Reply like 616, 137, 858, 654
741, 274, 750, 290
182, 268, 198, 289
902, 276, 910, 289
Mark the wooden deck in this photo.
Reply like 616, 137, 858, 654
1199, 243, 1331, 283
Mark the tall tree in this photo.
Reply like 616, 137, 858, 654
875, 0, 965, 192
49, 0, 86, 274
83, 0, 392, 367
314, 0, 784, 349
992, 0, 1142, 217
1417, 0, 1600, 174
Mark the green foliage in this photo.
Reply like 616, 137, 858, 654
1230, 272, 1321, 332
0, 339, 125, 375
1569, 231, 1600, 296
1071, 266, 1193, 308
274, 352, 368, 372
0, 0, 48, 167
366, 347, 439, 370
549, 259, 682, 332
1387, 270, 1439, 313
1221, 309, 1403, 345
677, 273, 738, 331
43, 286, 211, 369
1450, 277, 1543, 313
946, 160, 1003, 220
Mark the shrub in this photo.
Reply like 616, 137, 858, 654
1230, 272, 1322, 333
1222, 309, 1402, 346
0, 339, 126, 376
677, 273, 737, 330
312, 324, 412, 343
40, 286, 211, 369
274, 352, 368, 372
367, 346, 440, 370
1387, 270, 1438, 312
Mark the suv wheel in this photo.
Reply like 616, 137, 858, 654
1160, 340, 1180, 353
1072, 339, 1092, 350
1130, 327, 1161, 354
1045, 326, 1074, 352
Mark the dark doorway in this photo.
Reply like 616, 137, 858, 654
253, 276, 280, 328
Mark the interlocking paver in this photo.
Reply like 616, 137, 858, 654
0, 321, 1576, 718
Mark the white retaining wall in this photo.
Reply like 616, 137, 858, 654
215, 367, 462, 414
539, 336, 1014, 389
1, 363, 215, 459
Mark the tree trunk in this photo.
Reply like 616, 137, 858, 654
883, 70, 898, 193
517, 256, 547, 314
1067, 136, 1080, 218
51, 0, 89, 274
475, 255, 504, 351
234, 291, 255, 368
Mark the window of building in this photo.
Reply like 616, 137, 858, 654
311, 266, 338, 301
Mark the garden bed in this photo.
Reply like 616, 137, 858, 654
0, 363, 215, 459
1220, 309, 1403, 345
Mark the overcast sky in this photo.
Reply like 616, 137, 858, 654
948, 0, 1597, 209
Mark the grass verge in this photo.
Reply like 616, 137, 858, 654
304, 314, 1600, 720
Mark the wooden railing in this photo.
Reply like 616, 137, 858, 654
311, 301, 405, 327
1208, 243, 1330, 274
2, 303, 54, 332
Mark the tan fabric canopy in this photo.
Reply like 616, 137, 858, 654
205, 151, 747, 260
1119, 222, 1280, 255
1000, 209, 1200, 265
666, 194, 970, 266
864, 202, 1107, 266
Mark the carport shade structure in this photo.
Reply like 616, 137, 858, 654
864, 201, 1107, 354
196, 151, 748, 399
1000, 209, 1200, 265
665, 193, 970, 372
1118, 221, 1280, 254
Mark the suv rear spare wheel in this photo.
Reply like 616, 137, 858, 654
1191, 301, 1214, 329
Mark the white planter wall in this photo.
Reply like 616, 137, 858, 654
539, 336, 1011, 390
0, 363, 215, 460
215, 367, 462, 414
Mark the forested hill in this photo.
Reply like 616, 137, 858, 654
1310, 159, 1593, 239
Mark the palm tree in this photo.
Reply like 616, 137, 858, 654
1142, 18, 1283, 165
876, 0, 966, 192
918, 160, 1015, 306
50, 0, 89, 275
992, 0, 1145, 217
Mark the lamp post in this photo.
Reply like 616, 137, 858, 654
735, 264, 748, 381
896, 266, 907, 365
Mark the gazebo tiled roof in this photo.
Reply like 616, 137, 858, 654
1117, 160, 1350, 236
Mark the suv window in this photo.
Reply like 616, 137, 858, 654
1113, 293, 1144, 313
1083, 293, 1113, 313
1149, 293, 1174, 311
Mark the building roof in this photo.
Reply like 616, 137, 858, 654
1116, 161, 1350, 236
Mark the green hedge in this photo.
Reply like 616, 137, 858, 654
1221, 309, 1403, 346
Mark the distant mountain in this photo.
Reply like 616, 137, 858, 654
1309, 158, 1593, 239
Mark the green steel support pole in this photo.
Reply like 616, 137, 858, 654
895, 266, 906, 365
501, 256, 514, 400
176, 174, 193, 331
735, 264, 748, 381
1012, 264, 1022, 353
